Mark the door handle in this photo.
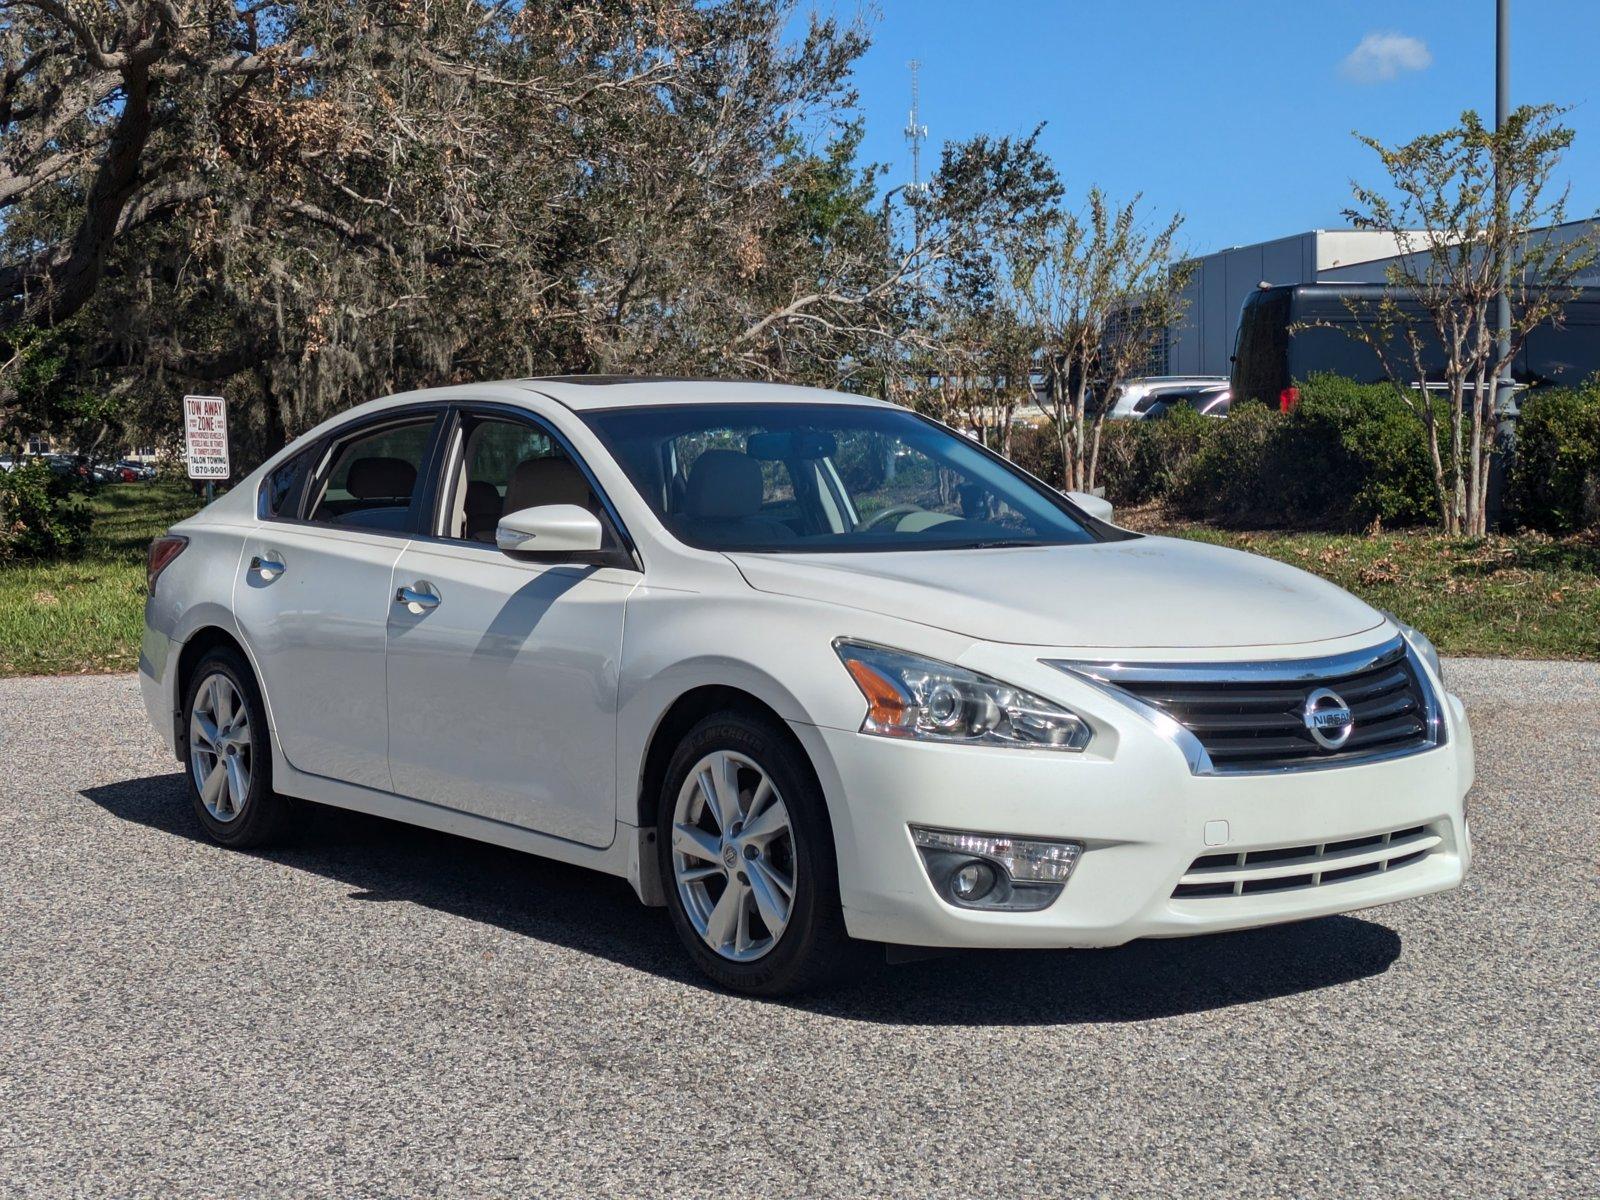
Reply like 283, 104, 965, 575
395, 583, 441, 612
250, 553, 286, 580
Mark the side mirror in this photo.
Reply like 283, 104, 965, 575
496, 504, 604, 558
1065, 490, 1114, 525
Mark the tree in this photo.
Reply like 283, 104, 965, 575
894, 127, 1060, 447
1015, 188, 1190, 491
1345, 105, 1599, 535
1, 1, 883, 462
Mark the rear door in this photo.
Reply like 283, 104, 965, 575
384, 405, 639, 847
234, 408, 444, 791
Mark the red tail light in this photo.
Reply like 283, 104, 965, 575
1278, 386, 1300, 413
147, 535, 189, 592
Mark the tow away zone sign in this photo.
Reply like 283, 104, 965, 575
183, 394, 229, 480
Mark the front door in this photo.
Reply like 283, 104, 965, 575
233, 410, 441, 791
384, 411, 637, 848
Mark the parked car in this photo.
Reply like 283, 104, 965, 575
44, 454, 92, 482
1231, 283, 1600, 410
118, 460, 157, 481
140, 378, 1473, 995
1137, 384, 1232, 420
1103, 375, 1230, 420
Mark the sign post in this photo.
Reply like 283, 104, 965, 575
183, 394, 229, 501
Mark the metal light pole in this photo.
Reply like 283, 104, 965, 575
1490, 0, 1514, 526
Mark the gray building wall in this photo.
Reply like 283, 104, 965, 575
1166, 230, 1416, 376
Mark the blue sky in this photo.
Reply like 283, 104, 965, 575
807, 0, 1600, 257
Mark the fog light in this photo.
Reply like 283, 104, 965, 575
951, 860, 996, 902
911, 826, 1083, 912
911, 827, 1083, 883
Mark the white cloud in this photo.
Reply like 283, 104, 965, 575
1340, 32, 1433, 84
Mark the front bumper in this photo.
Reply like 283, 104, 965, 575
793, 692, 1473, 950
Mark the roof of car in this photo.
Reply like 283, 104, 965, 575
267, 377, 899, 468
514, 376, 894, 412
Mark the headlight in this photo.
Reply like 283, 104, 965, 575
834, 639, 1092, 751
1384, 611, 1443, 682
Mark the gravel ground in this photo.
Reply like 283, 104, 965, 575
1, 661, 1596, 1199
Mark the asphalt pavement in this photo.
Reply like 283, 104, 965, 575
1, 661, 1596, 1199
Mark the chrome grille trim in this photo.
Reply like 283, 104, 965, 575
1047, 636, 1446, 776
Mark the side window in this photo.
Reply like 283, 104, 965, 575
448, 416, 600, 543
260, 447, 314, 520
306, 417, 436, 531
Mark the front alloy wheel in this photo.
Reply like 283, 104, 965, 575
671, 750, 797, 962
657, 711, 862, 996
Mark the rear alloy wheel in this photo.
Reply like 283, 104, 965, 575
658, 712, 861, 995
189, 672, 253, 824
182, 648, 295, 848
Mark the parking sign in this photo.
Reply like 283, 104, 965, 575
183, 394, 229, 480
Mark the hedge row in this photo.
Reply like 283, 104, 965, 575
1508, 385, 1600, 533
1014, 375, 1599, 534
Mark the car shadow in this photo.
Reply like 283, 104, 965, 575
81, 773, 1402, 1026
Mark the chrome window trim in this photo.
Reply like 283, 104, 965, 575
1046, 636, 1446, 777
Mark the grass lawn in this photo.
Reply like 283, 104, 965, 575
0, 483, 1595, 675
1123, 509, 1600, 661
0, 478, 201, 676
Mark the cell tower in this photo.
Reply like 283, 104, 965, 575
904, 60, 928, 244
904, 59, 927, 195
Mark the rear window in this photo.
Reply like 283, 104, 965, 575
305, 417, 437, 532
1231, 291, 1292, 404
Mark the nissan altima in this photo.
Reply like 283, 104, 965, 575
140, 378, 1473, 994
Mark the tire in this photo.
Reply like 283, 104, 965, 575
182, 648, 296, 848
657, 710, 863, 996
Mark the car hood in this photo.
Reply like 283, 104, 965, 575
726, 536, 1384, 649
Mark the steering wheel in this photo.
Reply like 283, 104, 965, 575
860, 503, 925, 532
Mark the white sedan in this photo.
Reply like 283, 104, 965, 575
140, 378, 1473, 994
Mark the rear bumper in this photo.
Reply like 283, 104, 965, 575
794, 692, 1473, 950
138, 613, 179, 758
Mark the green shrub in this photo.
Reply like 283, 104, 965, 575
1275, 375, 1446, 527
0, 461, 93, 560
1171, 402, 1288, 524
1007, 411, 1221, 505
1510, 384, 1600, 533
1005, 423, 1062, 486
1096, 405, 1220, 506
1163, 376, 1445, 528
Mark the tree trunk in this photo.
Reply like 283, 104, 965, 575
1086, 412, 1106, 494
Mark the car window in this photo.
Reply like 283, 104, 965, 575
444, 415, 604, 544
260, 446, 316, 520
584, 402, 1119, 553
306, 417, 435, 531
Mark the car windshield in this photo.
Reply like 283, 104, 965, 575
581, 402, 1116, 553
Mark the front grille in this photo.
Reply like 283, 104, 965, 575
1171, 825, 1439, 899
1105, 641, 1436, 772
